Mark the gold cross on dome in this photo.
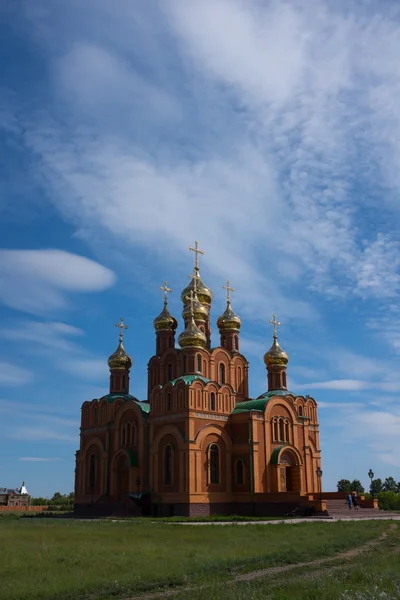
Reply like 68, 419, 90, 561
189, 272, 198, 293
222, 280, 234, 303
115, 317, 128, 342
187, 290, 195, 316
189, 240, 204, 271
160, 281, 172, 304
269, 314, 280, 339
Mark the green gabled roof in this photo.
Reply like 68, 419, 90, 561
256, 389, 295, 400
170, 375, 212, 386
270, 445, 289, 464
98, 394, 150, 415
232, 390, 295, 414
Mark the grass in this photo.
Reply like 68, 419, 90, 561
173, 523, 400, 600
0, 518, 390, 600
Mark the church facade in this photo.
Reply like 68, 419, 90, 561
74, 242, 322, 516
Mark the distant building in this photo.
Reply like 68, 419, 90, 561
75, 242, 322, 517
0, 482, 29, 507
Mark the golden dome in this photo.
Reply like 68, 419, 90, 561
108, 340, 133, 371
217, 301, 241, 331
264, 338, 289, 367
178, 318, 207, 348
181, 271, 212, 306
182, 293, 209, 321
154, 303, 178, 331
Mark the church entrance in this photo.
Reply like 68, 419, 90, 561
278, 451, 299, 492
116, 456, 130, 500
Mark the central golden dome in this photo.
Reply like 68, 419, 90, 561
182, 292, 209, 321
178, 318, 207, 348
181, 271, 212, 306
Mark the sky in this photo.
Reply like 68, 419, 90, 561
0, 0, 399, 497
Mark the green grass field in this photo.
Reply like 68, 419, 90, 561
0, 517, 396, 600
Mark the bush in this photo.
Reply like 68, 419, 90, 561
377, 491, 400, 511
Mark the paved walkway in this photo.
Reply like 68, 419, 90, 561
172, 515, 400, 525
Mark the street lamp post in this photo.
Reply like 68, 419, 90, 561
368, 469, 374, 496
316, 467, 323, 500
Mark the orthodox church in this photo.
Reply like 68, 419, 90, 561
74, 242, 322, 516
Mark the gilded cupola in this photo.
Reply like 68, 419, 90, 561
108, 318, 133, 371
154, 282, 178, 332
182, 273, 209, 322
263, 314, 289, 367
217, 280, 241, 331
178, 292, 207, 348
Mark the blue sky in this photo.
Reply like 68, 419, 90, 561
0, 0, 399, 497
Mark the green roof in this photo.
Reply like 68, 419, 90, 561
256, 389, 295, 400
232, 390, 295, 414
170, 375, 212, 386
270, 445, 289, 465
98, 394, 150, 415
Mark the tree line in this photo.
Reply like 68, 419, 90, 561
31, 492, 74, 510
337, 477, 400, 510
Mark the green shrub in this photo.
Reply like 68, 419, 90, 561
377, 491, 400, 510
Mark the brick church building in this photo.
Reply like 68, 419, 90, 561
74, 242, 322, 516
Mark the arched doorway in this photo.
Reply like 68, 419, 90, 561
280, 451, 294, 492
116, 455, 130, 500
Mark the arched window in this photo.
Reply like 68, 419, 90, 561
125, 423, 131, 446
183, 355, 187, 374
110, 375, 115, 390
196, 354, 202, 373
219, 363, 225, 385
282, 372, 287, 388
89, 454, 96, 489
234, 335, 238, 351
279, 419, 285, 442
122, 375, 126, 390
164, 445, 173, 485
167, 364, 173, 381
169, 337, 174, 348
298, 405, 303, 416
209, 444, 219, 485
210, 392, 216, 411
285, 420, 290, 443
273, 419, 278, 441
167, 393, 172, 411
130, 423, 136, 446
236, 459, 244, 485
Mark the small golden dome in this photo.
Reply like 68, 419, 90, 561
154, 303, 178, 331
108, 340, 133, 371
182, 293, 209, 321
178, 318, 207, 348
264, 338, 289, 367
217, 301, 241, 331
181, 272, 212, 306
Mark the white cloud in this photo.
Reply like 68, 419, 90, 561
0, 321, 84, 352
297, 379, 368, 391
0, 249, 116, 314
0, 362, 33, 386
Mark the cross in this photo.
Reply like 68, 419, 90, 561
222, 280, 234, 303
160, 281, 172, 304
189, 272, 198, 294
269, 314, 280, 339
189, 240, 204, 271
115, 317, 128, 342
187, 291, 195, 317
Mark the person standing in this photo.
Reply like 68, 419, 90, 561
346, 493, 353, 510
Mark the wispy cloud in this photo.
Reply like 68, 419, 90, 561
0, 249, 116, 315
297, 379, 400, 392
0, 362, 33, 386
